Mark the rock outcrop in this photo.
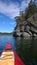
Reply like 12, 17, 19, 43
13, 13, 37, 37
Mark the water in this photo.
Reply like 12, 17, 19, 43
0, 35, 16, 52
0, 35, 37, 65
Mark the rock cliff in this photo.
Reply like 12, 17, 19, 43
13, 13, 37, 37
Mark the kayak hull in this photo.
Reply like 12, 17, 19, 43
0, 43, 25, 65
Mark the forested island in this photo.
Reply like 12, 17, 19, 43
13, 0, 37, 37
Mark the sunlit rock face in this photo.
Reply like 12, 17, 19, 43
14, 13, 37, 37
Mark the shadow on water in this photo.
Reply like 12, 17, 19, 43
15, 36, 37, 65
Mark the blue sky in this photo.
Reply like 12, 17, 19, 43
0, 0, 30, 33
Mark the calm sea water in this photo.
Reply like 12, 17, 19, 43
0, 35, 37, 65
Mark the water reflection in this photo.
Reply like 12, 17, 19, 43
0, 35, 37, 65
15, 37, 37, 65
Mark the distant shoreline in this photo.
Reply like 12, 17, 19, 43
0, 33, 13, 35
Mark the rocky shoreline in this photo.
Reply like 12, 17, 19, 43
13, 13, 37, 37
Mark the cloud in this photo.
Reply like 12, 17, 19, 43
20, 0, 30, 11
0, 1, 20, 19
0, 0, 30, 19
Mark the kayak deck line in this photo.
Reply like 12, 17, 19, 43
0, 42, 25, 65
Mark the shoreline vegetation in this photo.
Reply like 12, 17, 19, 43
0, 32, 13, 35
13, 0, 37, 37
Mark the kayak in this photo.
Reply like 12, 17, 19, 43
0, 43, 25, 65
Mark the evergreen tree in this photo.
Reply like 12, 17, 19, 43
25, 0, 36, 19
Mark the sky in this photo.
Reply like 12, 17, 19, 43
0, 0, 30, 33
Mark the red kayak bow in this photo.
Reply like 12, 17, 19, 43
0, 42, 25, 65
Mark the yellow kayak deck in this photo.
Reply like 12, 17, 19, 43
0, 50, 15, 65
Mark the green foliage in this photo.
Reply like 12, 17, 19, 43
15, 0, 37, 22
15, 11, 25, 23
25, 0, 37, 19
